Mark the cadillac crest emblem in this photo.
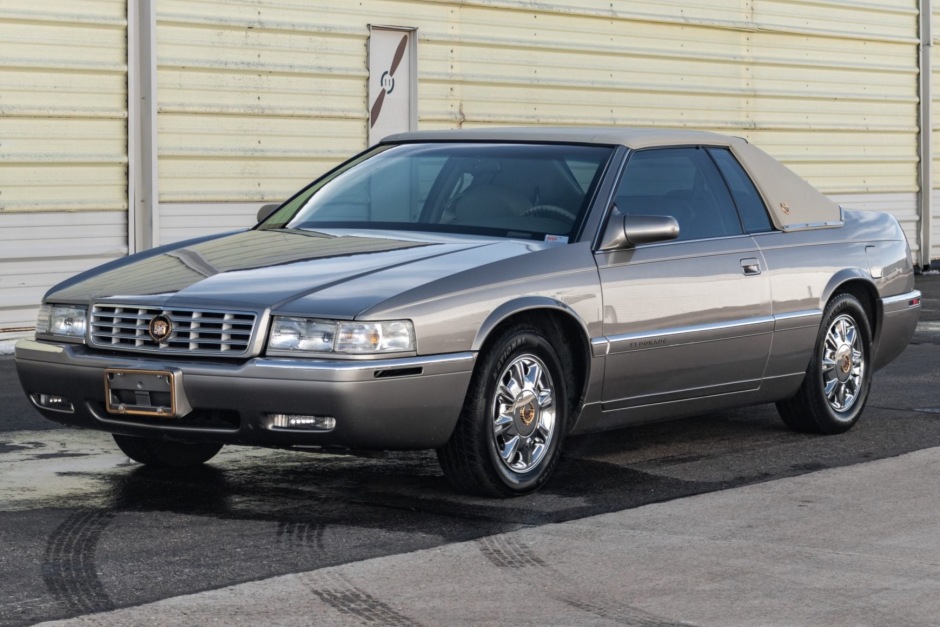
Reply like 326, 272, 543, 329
148, 314, 173, 343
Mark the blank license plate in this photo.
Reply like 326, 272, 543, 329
104, 369, 179, 418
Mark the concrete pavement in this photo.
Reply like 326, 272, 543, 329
35, 445, 940, 626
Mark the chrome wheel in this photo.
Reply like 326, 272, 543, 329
438, 324, 569, 496
777, 293, 872, 435
821, 313, 865, 414
492, 354, 556, 473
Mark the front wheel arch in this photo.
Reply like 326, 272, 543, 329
473, 306, 590, 433
437, 323, 571, 496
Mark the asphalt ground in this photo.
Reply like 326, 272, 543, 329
0, 273, 938, 626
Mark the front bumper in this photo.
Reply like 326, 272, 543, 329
14, 340, 476, 450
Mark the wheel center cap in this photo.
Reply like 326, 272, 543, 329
834, 344, 853, 381
520, 403, 536, 426
514, 390, 539, 432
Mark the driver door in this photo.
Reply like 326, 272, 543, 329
596, 147, 773, 410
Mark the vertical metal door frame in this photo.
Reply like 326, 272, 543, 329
127, 0, 159, 253
920, 0, 934, 268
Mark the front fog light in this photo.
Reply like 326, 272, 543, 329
268, 414, 336, 431
31, 394, 75, 413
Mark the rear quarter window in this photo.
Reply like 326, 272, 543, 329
708, 148, 775, 234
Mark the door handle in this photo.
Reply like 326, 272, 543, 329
740, 258, 761, 275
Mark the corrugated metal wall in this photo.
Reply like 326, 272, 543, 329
0, 0, 932, 334
154, 0, 371, 243
0, 0, 128, 335
149, 0, 923, 256
932, 4, 940, 265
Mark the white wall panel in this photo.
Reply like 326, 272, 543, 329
159, 203, 260, 246
155, 0, 370, 208
150, 0, 920, 232
0, 212, 127, 336
420, 0, 919, 196
0, 0, 128, 332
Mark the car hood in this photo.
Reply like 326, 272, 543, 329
47, 228, 548, 318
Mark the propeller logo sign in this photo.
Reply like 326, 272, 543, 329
369, 30, 412, 143
380, 70, 395, 95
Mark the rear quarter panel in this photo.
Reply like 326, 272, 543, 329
756, 209, 915, 387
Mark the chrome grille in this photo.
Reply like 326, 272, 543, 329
90, 305, 256, 356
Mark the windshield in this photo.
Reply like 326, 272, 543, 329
263, 142, 614, 241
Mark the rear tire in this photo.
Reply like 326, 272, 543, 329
437, 323, 568, 497
113, 434, 223, 467
776, 293, 873, 434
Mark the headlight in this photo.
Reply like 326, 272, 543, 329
267, 317, 415, 356
36, 304, 87, 341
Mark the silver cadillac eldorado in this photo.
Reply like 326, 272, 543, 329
15, 128, 922, 496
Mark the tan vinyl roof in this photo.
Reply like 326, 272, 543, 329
384, 127, 843, 232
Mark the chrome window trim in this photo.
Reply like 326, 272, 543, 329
778, 207, 846, 232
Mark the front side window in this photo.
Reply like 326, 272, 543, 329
263, 143, 614, 242
614, 147, 744, 242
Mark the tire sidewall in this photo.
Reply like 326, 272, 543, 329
810, 295, 873, 429
478, 329, 567, 493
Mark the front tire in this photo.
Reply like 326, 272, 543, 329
437, 324, 568, 497
113, 434, 223, 468
777, 293, 873, 434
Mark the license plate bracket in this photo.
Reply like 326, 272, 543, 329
104, 369, 189, 418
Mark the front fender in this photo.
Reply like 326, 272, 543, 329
471, 296, 591, 352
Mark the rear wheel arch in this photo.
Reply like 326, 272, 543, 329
824, 276, 880, 345
777, 292, 874, 434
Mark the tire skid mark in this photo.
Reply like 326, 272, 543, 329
42, 510, 116, 614
560, 597, 693, 627
275, 521, 327, 550
308, 572, 421, 626
477, 534, 691, 626
476, 534, 547, 568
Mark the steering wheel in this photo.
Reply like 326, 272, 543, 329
522, 204, 577, 221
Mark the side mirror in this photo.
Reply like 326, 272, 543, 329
599, 211, 679, 250
257, 203, 281, 223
